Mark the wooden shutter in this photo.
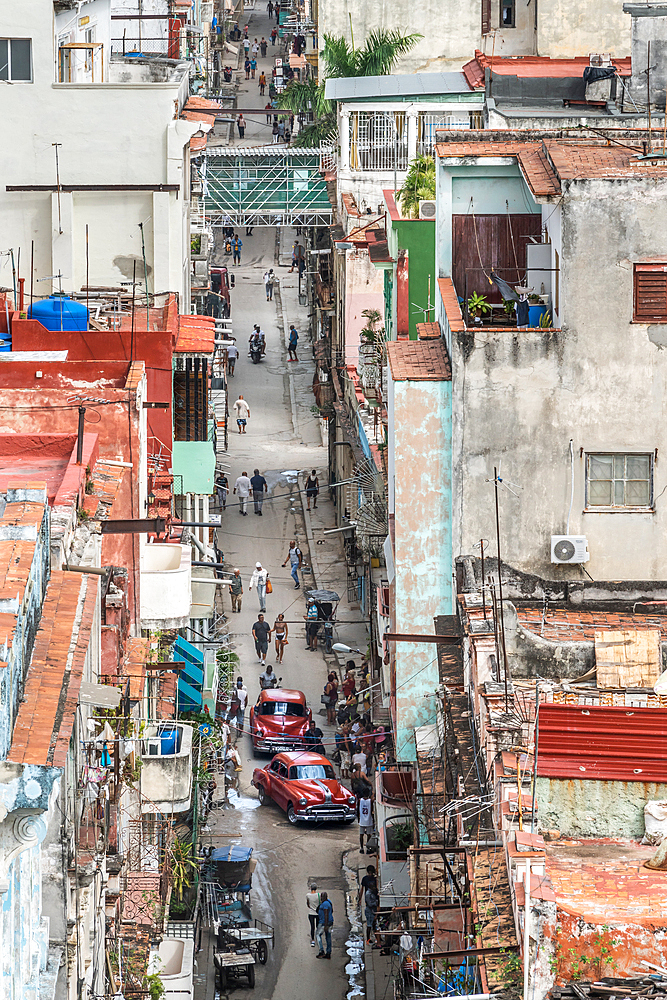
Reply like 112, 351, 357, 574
634, 263, 667, 321
482, 0, 491, 34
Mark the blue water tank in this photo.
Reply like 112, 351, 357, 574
28, 296, 88, 331
158, 726, 180, 756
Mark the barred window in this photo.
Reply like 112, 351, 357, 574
586, 453, 653, 509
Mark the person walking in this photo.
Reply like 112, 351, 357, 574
267, 0, 273, 15
231, 234, 243, 263
306, 883, 320, 947
243, 35, 250, 56
259, 662, 279, 689
358, 792, 374, 854
226, 341, 238, 376
324, 672, 338, 726
275, 2, 280, 21
249, 562, 269, 612
231, 676, 248, 734
304, 598, 319, 650
287, 324, 299, 361
252, 38, 259, 57
229, 568, 243, 613
244, 56, 251, 79
260, 36, 267, 57
215, 471, 228, 510
270, 26, 277, 45
250, 56, 257, 78
258, 71, 266, 95
233, 470, 251, 515
282, 539, 302, 589
335, 721, 353, 778
263, 268, 275, 300
305, 719, 325, 756
305, 469, 319, 509
273, 613, 288, 664
315, 893, 333, 959
289, 239, 305, 273
252, 614, 272, 665
250, 468, 268, 516
265, 102, 273, 123
272, 121, 279, 143
358, 866, 379, 945
233, 396, 250, 434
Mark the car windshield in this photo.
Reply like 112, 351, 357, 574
259, 702, 305, 716
290, 764, 336, 780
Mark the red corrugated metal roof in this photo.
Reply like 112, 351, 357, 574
537, 703, 667, 782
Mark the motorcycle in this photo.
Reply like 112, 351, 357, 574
250, 344, 263, 364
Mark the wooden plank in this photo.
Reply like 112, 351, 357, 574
595, 628, 661, 688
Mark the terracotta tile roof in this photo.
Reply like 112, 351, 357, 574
9, 572, 98, 768
436, 139, 561, 196
462, 49, 632, 89
519, 145, 561, 196
437, 277, 464, 333
184, 96, 221, 113
416, 321, 441, 340
387, 339, 451, 381
516, 606, 667, 642
81, 461, 126, 519
175, 314, 216, 355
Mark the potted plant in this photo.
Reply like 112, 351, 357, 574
467, 291, 490, 323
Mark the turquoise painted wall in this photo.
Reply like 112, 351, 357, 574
390, 375, 452, 759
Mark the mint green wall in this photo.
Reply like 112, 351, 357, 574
393, 218, 436, 341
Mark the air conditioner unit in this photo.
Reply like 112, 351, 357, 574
551, 535, 590, 564
146, 738, 162, 756
418, 200, 436, 220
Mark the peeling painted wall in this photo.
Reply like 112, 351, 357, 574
388, 374, 452, 758
536, 777, 667, 839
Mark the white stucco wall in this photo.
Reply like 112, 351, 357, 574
538, 0, 630, 58
1, 0, 195, 303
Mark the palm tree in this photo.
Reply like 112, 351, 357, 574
278, 28, 422, 148
398, 155, 436, 218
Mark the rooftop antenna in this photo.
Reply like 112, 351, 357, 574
137, 215, 152, 331
410, 275, 435, 323
52, 143, 63, 235
36, 271, 67, 330
643, 40, 656, 153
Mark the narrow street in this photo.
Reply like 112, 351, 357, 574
196, 13, 361, 996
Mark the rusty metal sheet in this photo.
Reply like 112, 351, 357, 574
594, 628, 661, 688
536, 703, 667, 782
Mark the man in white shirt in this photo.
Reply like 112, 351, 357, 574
233, 470, 251, 515
227, 342, 239, 376
249, 561, 269, 612
233, 394, 250, 433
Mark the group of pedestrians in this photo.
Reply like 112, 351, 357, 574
251, 613, 289, 666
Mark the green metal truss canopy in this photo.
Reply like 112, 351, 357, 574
202, 148, 333, 227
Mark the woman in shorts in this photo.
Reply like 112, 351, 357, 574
273, 613, 288, 664
305, 469, 319, 510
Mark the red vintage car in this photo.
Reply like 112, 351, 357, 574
249, 688, 312, 754
252, 751, 357, 825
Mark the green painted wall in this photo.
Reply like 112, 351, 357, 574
393, 218, 436, 341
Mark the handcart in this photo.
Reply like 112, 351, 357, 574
221, 917, 274, 965
213, 941, 256, 990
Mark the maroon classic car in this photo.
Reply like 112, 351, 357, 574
249, 688, 312, 754
252, 751, 357, 825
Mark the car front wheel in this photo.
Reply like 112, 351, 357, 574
286, 804, 300, 825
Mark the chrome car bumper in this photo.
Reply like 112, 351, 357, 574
297, 806, 356, 822
254, 738, 305, 752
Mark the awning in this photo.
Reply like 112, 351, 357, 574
79, 681, 122, 709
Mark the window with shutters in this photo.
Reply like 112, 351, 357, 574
634, 263, 667, 321
482, 0, 491, 34
586, 453, 653, 511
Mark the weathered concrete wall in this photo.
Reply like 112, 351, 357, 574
390, 376, 452, 758
538, 0, 630, 57
628, 7, 667, 107
503, 602, 594, 679
448, 169, 667, 585
537, 777, 667, 838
